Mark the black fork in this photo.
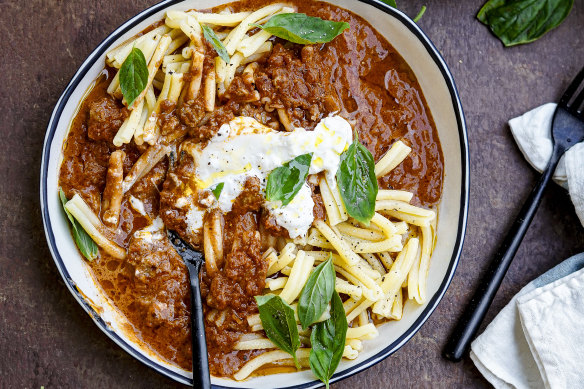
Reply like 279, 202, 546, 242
444, 66, 584, 362
167, 230, 211, 389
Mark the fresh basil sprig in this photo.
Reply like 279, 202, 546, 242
251, 13, 349, 45
266, 153, 312, 206
477, 0, 573, 47
309, 291, 347, 389
119, 47, 149, 106
202, 24, 230, 63
211, 182, 224, 199
336, 133, 378, 225
298, 254, 335, 329
256, 294, 301, 367
59, 189, 98, 261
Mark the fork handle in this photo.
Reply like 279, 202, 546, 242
185, 260, 211, 389
443, 145, 563, 362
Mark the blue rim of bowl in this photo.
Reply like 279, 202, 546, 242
40, 0, 469, 387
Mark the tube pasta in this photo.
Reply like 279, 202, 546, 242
101, 150, 125, 227
223, 4, 284, 56
346, 323, 378, 340
122, 144, 170, 193
376, 200, 436, 219
267, 242, 296, 276
415, 225, 433, 303
314, 219, 361, 266
188, 10, 252, 26
266, 277, 288, 291
187, 51, 205, 100
233, 349, 310, 381
336, 278, 362, 299
65, 194, 126, 259
165, 10, 203, 46
106, 25, 170, 68
377, 189, 414, 202
128, 35, 172, 110
204, 68, 216, 112
203, 209, 224, 276
279, 251, 315, 303
234, 338, 276, 350
374, 140, 412, 177
372, 238, 420, 317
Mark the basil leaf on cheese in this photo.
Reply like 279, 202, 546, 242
256, 294, 301, 368
309, 291, 347, 389
119, 47, 149, 106
336, 134, 378, 225
298, 254, 335, 329
477, 0, 573, 47
265, 153, 312, 206
202, 24, 230, 63
211, 182, 224, 199
59, 189, 98, 261
251, 13, 349, 45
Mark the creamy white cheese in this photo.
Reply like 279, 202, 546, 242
133, 217, 165, 244
183, 115, 352, 238
264, 183, 315, 238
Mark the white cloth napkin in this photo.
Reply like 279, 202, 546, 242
470, 253, 584, 389
469, 104, 584, 388
508, 103, 584, 226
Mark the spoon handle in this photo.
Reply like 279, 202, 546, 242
186, 260, 211, 389
443, 146, 563, 362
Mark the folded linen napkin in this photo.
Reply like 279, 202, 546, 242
508, 103, 584, 226
470, 253, 584, 389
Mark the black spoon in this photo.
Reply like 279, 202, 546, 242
167, 229, 211, 389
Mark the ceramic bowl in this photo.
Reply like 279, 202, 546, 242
40, 0, 469, 387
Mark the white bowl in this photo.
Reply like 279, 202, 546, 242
40, 0, 469, 387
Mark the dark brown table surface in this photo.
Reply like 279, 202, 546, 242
1, 0, 583, 387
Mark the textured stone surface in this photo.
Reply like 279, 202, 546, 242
1, 0, 583, 388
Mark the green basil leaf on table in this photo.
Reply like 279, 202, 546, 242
477, 0, 574, 47
309, 291, 347, 389
211, 182, 224, 199
265, 153, 312, 206
380, 0, 397, 7
298, 254, 336, 330
119, 47, 149, 106
251, 13, 350, 45
255, 294, 301, 367
201, 24, 230, 63
59, 189, 98, 261
336, 134, 378, 225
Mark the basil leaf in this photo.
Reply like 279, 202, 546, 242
211, 182, 224, 199
414, 5, 427, 22
202, 24, 230, 63
298, 254, 335, 329
477, 0, 573, 47
256, 294, 301, 367
309, 291, 347, 389
251, 13, 350, 45
59, 189, 98, 261
119, 47, 149, 106
336, 135, 378, 225
265, 153, 312, 206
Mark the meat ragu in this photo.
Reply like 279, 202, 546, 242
58, 0, 443, 379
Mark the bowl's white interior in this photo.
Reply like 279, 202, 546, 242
42, 0, 466, 387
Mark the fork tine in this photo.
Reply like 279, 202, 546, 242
559, 66, 584, 107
